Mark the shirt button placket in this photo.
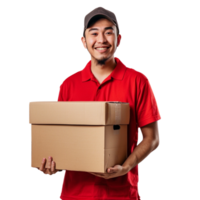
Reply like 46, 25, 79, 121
94, 85, 101, 101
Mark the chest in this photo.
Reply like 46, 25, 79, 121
67, 79, 136, 109
95, 76, 108, 84
93, 73, 109, 85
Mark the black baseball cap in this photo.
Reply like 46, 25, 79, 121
83, 7, 119, 37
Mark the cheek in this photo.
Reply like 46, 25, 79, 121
109, 39, 117, 49
87, 38, 95, 48
108, 36, 117, 47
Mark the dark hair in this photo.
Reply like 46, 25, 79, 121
84, 15, 119, 37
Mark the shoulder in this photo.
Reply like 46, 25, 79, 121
125, 66, 149, 87
60, 70, 81, 85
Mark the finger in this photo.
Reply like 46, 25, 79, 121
52, 161, 59, 175
51, 161, 57, 173
47, 156, 52, 169
44, 157, 52, 175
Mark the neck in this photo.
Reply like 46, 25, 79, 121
91, 56, 116, 77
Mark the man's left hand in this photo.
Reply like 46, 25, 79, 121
89, 165, 130, 179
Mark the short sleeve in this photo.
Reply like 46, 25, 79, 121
57, 81, 68, 102
136, 79, 161, 127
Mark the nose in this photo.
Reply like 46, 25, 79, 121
97, 32, 107, 43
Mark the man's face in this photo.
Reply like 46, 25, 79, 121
81, 17, 121, 64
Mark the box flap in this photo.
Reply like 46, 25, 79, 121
29, 101, 130, 125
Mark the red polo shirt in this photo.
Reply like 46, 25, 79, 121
58, 57, 161, 200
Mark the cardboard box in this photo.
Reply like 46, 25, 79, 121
30, 101, 130, 173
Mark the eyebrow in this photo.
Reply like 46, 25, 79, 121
88, 27, 114, 32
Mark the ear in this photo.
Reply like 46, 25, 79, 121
117, 34, 121, 47
81, 37, 87, 49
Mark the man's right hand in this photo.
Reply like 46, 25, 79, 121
38, 156, 61, 175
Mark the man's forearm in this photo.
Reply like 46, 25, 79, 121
122, 137, 159, 172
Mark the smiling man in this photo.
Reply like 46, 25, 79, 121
38, 7, 161, 200
81, 14, 120, 85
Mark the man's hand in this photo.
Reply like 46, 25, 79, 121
89, 164, 129, 179
36, 156, 59, 176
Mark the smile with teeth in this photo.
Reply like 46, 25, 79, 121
95, 47, 110, 52
96, 47, 109, 50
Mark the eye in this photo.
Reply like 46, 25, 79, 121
106, 32, 112, 35
92, 33, 97, 35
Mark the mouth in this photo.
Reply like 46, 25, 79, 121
95, 46, 110, 53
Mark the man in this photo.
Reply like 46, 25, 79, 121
39, 7, 161, 200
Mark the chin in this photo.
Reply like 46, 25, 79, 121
96, 54, 111, 61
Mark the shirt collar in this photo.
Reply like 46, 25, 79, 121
81, 57, 126, 82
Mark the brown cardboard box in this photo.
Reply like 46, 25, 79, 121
30, 101, 130, 173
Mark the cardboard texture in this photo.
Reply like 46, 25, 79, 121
30, 101, 130, 173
